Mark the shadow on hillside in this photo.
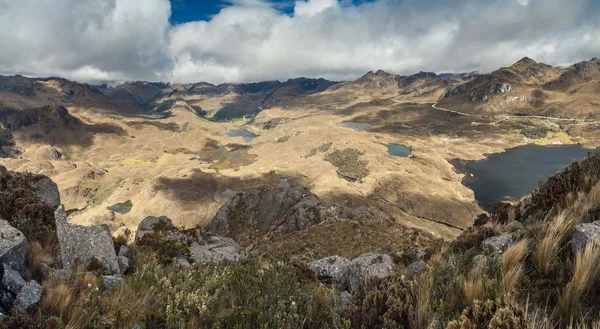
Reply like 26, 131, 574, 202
125, 121, 180, 132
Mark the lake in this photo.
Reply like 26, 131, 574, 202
462, 144, 600, 210
384, 143, 412, 157
227, 129, 258, 142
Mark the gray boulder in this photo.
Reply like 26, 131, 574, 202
11, 281, 42, 315
55, 206, 120, 275
405, 260, 427, 277
308, 256, 350, 285
117, 256, 130, 274
1, 263, 26, 294
0, 165, 7, 177
34, 177, 61, 209
481, 232, 520, 254
135, 216, 176, 242
173, 257, 191, 269
100, 275, 124, 293
118, 245, 133, 260
572, 221, 600, 255
342, 253, 393, 293
46, 148, 62, 160
0, 219, 28, 273
189, 237, 244, 264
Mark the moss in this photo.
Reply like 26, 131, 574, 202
305, 142, 333, 158
0, 171, 57, 249
324, 148, 370, 181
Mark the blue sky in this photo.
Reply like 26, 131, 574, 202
169, 0, 376, 24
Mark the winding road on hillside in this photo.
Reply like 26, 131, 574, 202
392, 98, 593, 123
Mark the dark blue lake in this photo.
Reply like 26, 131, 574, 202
463, 144, 600, 209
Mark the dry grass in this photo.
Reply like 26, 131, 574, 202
40, 264, 156, 329
413, 271, 434, 329
26, 241, 53, 278
535, 212, 573, 275
462, 265, 483, 305
502, 239, 529, 298
567, 181, 600, 223
555, 243, 600, 323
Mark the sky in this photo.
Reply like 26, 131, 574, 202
0, 0, 598, 84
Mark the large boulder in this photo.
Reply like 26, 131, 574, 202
34, 177, 61, 209
135, 216, 176, 242
572, 221, 600, 255
0, 165, 7, 178
341, 253, 393, 293
55, 206, 120, 275
481, 232, 521, 254
308, 256, 350, 285
100, 275, 124, 293
189, 236, 244, 264
11, 281, 42, 315
1, 263, 25, 294
0, 289, 14, 312
0, 219, 27, 273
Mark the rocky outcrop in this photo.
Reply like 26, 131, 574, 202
0, 219, 28, 273
405, 260, 427, 277
205, 185, 393, 246
469, 83, 512, 102
1, 264, 25, 294
481, 231, 520, 254
308, 256, 350, 285
205, 185, 330, 238
342, 253, 393, 293
34, 177, 61, 209
100, 276, 124, 293
135, 216, 178, 242
572, 221, 600, 255
189, 236, 244, 264
11, 281, 42, 315
55, 206, 120, 275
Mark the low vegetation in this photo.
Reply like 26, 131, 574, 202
324, 148, 369, 181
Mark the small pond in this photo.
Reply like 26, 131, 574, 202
227, 129, 258, 142
461, 144, 600, 210
338, 121, 371, 131
384, 143, 412, 158
106, 200, 133, 214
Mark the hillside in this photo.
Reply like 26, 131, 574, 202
1, 151, 600, 327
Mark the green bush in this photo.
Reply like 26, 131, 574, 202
324, 148, 369, 181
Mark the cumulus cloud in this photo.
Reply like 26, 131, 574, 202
0, 0, 598, 84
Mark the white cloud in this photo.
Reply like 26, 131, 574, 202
0, 0, 598, 84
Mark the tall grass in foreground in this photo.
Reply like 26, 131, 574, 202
462, 265, 483, 305
502, 239, 529, 298
535, 213, 573, 275
555, 243, 600, 323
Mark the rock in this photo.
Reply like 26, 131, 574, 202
100, 275, 124, 293
0, 165, 7, 177
173, 257, 191, 269
118, 245, 133, 260
55, 206, 120, 275
116, 256, 130, 274
481, 232, 520, 254
34, 177, 61, 209
113, 226, 132, 242
405, 260, 427, 277
189, 237, 244, 264
11, 281, 42, 315
572, 221, 600, 255
506, 220, 524, 232
135, 216, 175, 242
53, 269, 73, 281
308, 256, 350, 285
404, 247, 431, 263
0, 219, 28, 273
339, 290, 352, 312
1, 263, 26, 294
342, 253, 393, 293
46, 148, 62, 160
472, 254, 487, 269
0, 289, 15, 312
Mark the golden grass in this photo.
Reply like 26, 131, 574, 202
535, 212, 573, 275
413, 271, 434, 329
501, 239, 529, 298
462, 265, 483, 305
26, 241, 53, 273
555, 243, 600, 322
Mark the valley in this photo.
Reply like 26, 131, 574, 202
1, 57, 599, 244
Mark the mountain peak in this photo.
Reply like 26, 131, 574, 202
515, 57, 537, 65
